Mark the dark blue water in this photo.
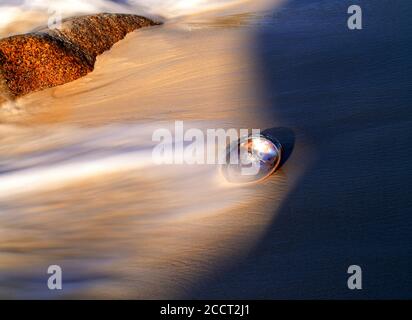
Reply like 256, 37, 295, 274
188, 0, 412, 299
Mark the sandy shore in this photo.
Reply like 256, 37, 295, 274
0, 0, 411, 299
0, 3, 294, 299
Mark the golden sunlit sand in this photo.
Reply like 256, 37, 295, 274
0, 1, 301, 299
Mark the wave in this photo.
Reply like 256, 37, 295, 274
0, 0, 275, 31
0, 121, 242, 215
0, 0, 286, 298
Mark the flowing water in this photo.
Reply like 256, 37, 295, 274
0, 0, 294, 298
2, 0, 411, 299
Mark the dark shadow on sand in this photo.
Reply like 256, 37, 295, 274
185, 0, 412, 299
262, 127, 295, 169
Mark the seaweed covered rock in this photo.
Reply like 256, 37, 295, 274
0, 13, 160, 100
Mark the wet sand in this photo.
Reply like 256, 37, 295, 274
0, 2, 292, 299
0, 0, 411, 299
187, 0, 412, 299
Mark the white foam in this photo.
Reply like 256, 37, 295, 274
0, 0, 275, 30
0, 122, 224, 199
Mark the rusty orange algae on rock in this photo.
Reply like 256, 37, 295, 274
0, 13, 161, 100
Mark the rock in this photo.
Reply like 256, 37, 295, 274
0, 13, 160, 100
